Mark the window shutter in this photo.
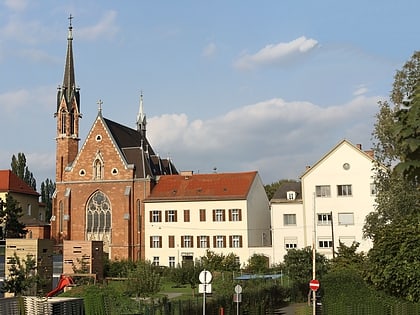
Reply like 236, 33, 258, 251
222, 210, 226, 221
239, 209, 242, 221
229, 209, 232, 221
229, 236, 233, 247
149, 236, 153, 248
174, 211, 178, 222
239, 236, 243, 248
212, 210, 216, 221
197, 236, 200, 248
191, 236, 194, 248
165, 211, 168, 222
149, 211, 152, 222
181, 236, 185, 248
223, 236, 226, 248
169, 235, 174, 248
213, 236, 216, 247
159, 236, 162, 248
206, 236, 210, 248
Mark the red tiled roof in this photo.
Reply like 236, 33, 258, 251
0, 170, 39, 196
145, 171, 258, 202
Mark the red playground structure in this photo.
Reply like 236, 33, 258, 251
46, 275, 74, 297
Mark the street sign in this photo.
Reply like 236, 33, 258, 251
234, 284, 242, 294
199, 283, 212, 293
199, 270, 212, 284
309, 279, 320, 291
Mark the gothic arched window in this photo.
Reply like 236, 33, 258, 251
86, 191, 111, 234
60, 110, 67, 134
94, 159, 103, 180
70, 109, 75, 135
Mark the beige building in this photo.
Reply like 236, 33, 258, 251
271, 140, 377, 263
143, 171, 271, 267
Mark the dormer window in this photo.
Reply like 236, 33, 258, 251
287, 191, 296, 200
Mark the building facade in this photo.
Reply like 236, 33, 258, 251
50, 21, 177, 261
271, 140, 376, 263
143, 171, 271, 267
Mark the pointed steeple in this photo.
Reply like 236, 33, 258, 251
57, 14, 80, 112
136, 92, 147, 136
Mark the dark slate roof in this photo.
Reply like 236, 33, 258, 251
103, 117, 178, 178
0, 170, 39, 196
271, 181, 302, 201
144, 171, 257, 202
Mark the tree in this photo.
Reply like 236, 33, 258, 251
125, 260, 161, 299
2, 253, 39, 296
283, 247, 329, 300
244, 253, 270, 274
11, 153, 36, 190
0, 194, 27, 239
330, 241, 365, 272
365, 51, 420, 302
40, 178, 55, 221
200, 250, 225, 271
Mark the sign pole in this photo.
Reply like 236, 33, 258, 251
312, 192, 316, 315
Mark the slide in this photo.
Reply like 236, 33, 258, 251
46, 275, 74, 297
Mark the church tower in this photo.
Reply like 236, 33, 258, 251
55, 15, 81, 182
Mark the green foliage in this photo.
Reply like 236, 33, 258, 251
200, 250, 240, 272
264, 179, 298, 200
40, 178, 55, 221
330, 241, 365, 272
244, 253, 270, 274
125, 260, 161, 298
104, 257, 136, 278
0, 194, 27, 238
2, 253, 39, 296
283, 247, 329, 301
11, 153, 36, 190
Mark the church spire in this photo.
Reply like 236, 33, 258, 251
136, 92, 147, 136
57, 14, 80, 112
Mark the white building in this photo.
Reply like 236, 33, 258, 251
271, 140, 377, 263
143, 171, 271, 267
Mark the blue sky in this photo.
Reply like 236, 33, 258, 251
0, 0, 418, 186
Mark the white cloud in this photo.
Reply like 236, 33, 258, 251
234, 36, 319, 70
4, 0, 28, 11
202, 42, 216, 57
147, 95, 380, 183
77, 10, 119, 40
353, 85, 368, 96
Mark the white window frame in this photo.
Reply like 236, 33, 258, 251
337, 184, 352, 196
285, 237, 298, 249
338, 212, 354, 225
283, 214, 297, 226
183, 235, 192, 248
230, 209, 240, 221
232, 235, 241, 248
317, 213, 332, 225
215, 209, 224, 222
152, 236, 160, 248
169, 256, 175, 268
316, 185, 331, 197
153, 256, 159, 266
318, 239, 333, 248
216, 235, 224, 248
199, 236, 208, 248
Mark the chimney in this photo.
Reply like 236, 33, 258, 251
356, 144, 362, 150
364, 150, 374, 158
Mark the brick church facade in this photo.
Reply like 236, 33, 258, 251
51, 20, 177, 261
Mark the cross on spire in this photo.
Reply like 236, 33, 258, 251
68, 14, 73, 28
97, 99, 103, 112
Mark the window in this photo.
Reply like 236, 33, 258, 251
213, 209, 225, 222
283, 214, 296, 225
198, 236, 209, 248
182, 235, 193, 248
150, 210, 162, 222
168, 235, 175, 248
285, 238, 297, 249
230, 235, 242, 248
199, 209, 206, 221
338, 213, 354, 225
370, 183, 377, 195
184, 210, 190, 222
169, 256, 175, 268
316, 185, 331, 197
165, 210, 177, 222
317, 213, 332, 225
318, 239, 333, 248
27, 204, 32, 216
287, 191, 296, 200
150, 236, 162, 248
153, 257, 159, 266
86, 191, 112, 234
214, 235, 226, 248
337, 184, 352, 196
229, 209, 242, 221
94, 159, 103, 179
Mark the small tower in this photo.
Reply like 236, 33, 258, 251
55, 15, 81, 182
136, 92, 147, 137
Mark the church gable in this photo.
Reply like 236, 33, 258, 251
65, 115, 132, 181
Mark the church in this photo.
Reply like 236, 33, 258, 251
51, 20, 177, 261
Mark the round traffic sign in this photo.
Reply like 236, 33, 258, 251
309, 279, 320, 291
199, 270, 212, 284
234, 284, 242, 294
